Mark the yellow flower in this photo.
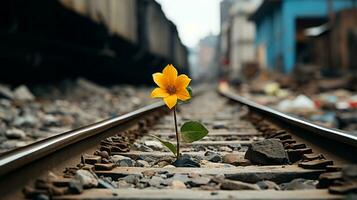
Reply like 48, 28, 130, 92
151, 64, 191, 109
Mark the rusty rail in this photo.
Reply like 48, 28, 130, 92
0, 101, 164, 177
219, 88, 357, 163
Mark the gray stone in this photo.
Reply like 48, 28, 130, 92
219, 146, 233, 152
204, 151, 222, 163
148, 176, 165, 188
14, 115, 38, 127
188, 176, 211, 187
117, 180, 132, 188
13, 85, 35, 101
245, 139, 289, 165
144, 140, 163, 150
68, 180, 83, 194
135, 160, 150, 167
257, 180, 281, 190
110, 155, 135, 167
228, 144, 242, 151
42, 115, 60, 126
75, 170, 98, 188
0, 85, 14, 100
280, 178, 317, 190
0, 140, 27, 149
212, 121, 228, 129
0, 107, 16, 122
172, 174, 191, 183
121, 174, 141, 184
134, 143, 153, 152
5, 128, 26, 139
172, 154, 200, 167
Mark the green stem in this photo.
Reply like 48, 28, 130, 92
173, 106, 180, 159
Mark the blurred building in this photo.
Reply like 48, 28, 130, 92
219, 0, 262, 81
197, 34, 219, 80
249, 0, 357, 73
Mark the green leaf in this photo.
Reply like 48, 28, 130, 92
180, 121, 209, 143
186, 86, 193, 97
150, 135, 177, 157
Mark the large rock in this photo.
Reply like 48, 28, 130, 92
244, 139, 289, 165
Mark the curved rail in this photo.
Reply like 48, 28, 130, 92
0, 101, 164, 177
219, 88, 357, 149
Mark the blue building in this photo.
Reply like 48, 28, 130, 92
250, 0, 357, 73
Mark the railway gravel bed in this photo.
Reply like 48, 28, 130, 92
1, 89, 356, 199
0, 78, 153, 153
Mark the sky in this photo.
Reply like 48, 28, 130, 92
156, 0, 222, 48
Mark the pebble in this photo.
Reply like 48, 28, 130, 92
188, 176, 211, 187
13, 85, 35, 101
280, 178, 318, 190
13, 115, 38, 127
117, 180, 132, 188
110, 155, 135, 167
0, 85, 14, 99
222, 154, 251, 166
170, 180, 186, 189
144, 141, 163, 150
228, 144, 242, 151
256, 180, 281, 190
172, 154, 200, 167
204, 151, 222, 163
219, 146, 233, 152
220, 179, 261, 190
75, 170, 98, 188
200, 160, 235, 168
245, 139, 289, 165
5, 128, 26, 139
163, 165, 176, 168
212, 121, 228, 129
135, 160, 150, 167
142, 170, 156, 178
121, 174, 141, 185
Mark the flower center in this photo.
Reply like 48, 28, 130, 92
167, 85, 176, 95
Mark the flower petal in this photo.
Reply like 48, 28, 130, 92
163, 95, 177, 109
175, 74, 191, 90
151, 88, 169, 98
176, 88, 191, 101
163, 64, 178, 86
153, 73, 168, 88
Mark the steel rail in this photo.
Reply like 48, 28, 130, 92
0, 101, 164, 177
219, 88, 357, 149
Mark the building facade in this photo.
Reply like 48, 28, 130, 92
250, 0, 357, 73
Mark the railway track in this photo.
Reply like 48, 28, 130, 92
0, 87, 356, 199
